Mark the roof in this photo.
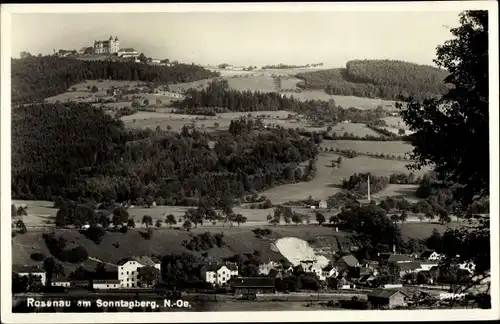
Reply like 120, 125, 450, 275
388, 254, 413, 263
337, 255, 359, 267
119, 48, 137, 52
93, 279, 121, 284
13, 265, 45, 273
322, 264, 335, 272
367, 288, 409, 299
117, 256, 160, 266
420, 251, 436, 259
396, 262, 422, 271
232, 277, 275, 288
52, 276, 71, 282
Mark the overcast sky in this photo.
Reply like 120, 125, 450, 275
10, 11, 462, 67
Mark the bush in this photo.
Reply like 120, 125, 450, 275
30, 253, 46, 261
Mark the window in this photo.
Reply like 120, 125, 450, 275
127, 271, 129, 274
107, 285, 109, 287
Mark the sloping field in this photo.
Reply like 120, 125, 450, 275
399, 222, 463, 240
168, 78, 215, 93
12, 225, 342, 275
260, 152, 431, 205
321, 140, 414, 156
328, 123, 383, 137
226, 75, 277, 92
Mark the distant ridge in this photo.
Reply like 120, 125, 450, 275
295, 59, 449, 101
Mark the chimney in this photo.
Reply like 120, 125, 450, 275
393, 245, 396, 254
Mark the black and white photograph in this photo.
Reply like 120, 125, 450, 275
1, 2, 498, 322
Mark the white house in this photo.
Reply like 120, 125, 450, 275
14, 265, 47, 286
318, 200, 328, 209
117, 256, 161, 288
93, 279, 121, 290
320, 264, 338, 281
202, 262, 238, 286
258, 261, 281, 275
420, 251, 443, 261
459, 261, 476, 274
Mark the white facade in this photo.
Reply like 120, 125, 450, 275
459, 261, 476, 274
93, 281, 121, 289
417, 262, 439, 272
204, 265, 238, 286
318, 200, 328, 209
94, 37, 120, 54
118, 258, 161, 288
18, 272, 46, 286
427, 252, 442, 261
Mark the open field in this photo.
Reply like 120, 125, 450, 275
120, 110, 298, 131
226, 75, 277, 92
327, 123, 384, 137
259, 152, 431, 205
382, 116, 409, 129
321, 140, 415, 156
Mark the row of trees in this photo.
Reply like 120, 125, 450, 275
11, 56, 219, 104
12, 102, 319, 206
295, 60, 449, 101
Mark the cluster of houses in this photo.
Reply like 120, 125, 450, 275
14, 256, 162, 290
13, 249, 476, 300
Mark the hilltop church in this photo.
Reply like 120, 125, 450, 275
93, 36, 120, 54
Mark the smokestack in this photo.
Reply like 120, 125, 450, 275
393, 245, 396, 254
367, 174, 371, 202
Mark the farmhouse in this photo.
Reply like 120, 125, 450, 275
93, 279, 121, 290
202, 262, 239, 286
420, 250, 442, 261
13, 265, 47, 286
232, 277, 276, 295
117, 256, 161, 288
320, 264, 338, 280
367, 288, 409, 309
333, 255, 360, 272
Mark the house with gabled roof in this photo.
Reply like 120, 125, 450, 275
420, 250, 442, 261
388, 254, 413, 264
201, 262, 238, 286
367, 288, 410, 309
395, 261, 422, 277
117, 256, 161, 288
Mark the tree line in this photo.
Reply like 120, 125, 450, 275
11, 56, 220, 104
295, 60, 449, 101
12, 102, 318, 207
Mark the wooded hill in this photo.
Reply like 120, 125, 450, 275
295, 59, 449, 101
12, 102, 318, 206
11, 56, 220, 105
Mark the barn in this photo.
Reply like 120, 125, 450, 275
232, 277, 276, 295
367, 288, 409, 309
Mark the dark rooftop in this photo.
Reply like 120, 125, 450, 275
13, 265, 44, 273
388, 254, 413, 263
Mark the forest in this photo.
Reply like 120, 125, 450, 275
11, 102, 318, 206
295, 59, 450, 101
11, 56, 220, 105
